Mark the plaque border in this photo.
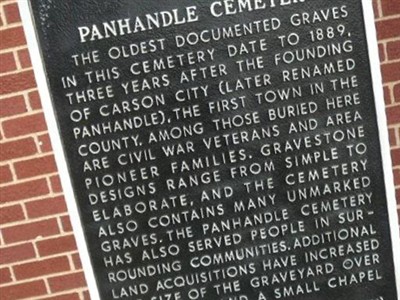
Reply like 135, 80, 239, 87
18, 0, 400, 299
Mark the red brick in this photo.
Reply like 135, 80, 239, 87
14, 256, 70, 280
373, 0, 380, 18
82, 290, 90, 300
38, 133, 52, 152
392, 148, 400, 166
0, 267, 12, 284
18, 48, 32, 68
388, 128, 397, 146
396, 188, 400, 205
37, 235, 77, 256
14, 155, 57, 179
0, 70, 36, 95
4, 3, 21, 24
29, 90, 42, 110
394, 169, 400, 186
376, 18, 400, 40
72, 252, 82, 269
383, 85, 391, 105
0, 95, 27, 117
0, 137, 37, 161
26, 196, 67, 219
60, 215, 73, 232
387, 40, 400, 61
0, 243, 36, 264
2, 112, 46, 138
0, 178, 49, 203
0, 280, 47, 300
395, 83, 400, 103
39, 293, 81, 300
396, 127, 400, 144
0, 165, 13, 184
48, 272, 86, 292
378, 43, 385, 62
386, 105, 400, 125
50, 175, 63, 193
0, 52, 16, 73
0, 27, 26, 50
381, 0, 400, 16
381, 62, 400, 83
0, 204, 25, 225
2, 218, 59, 244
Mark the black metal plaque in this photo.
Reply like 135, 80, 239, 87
21, 0, 400, 299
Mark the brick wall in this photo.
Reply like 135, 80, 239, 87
375, 1, 400, 202
0, 1, 89, 299
0, 0, 399, 299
